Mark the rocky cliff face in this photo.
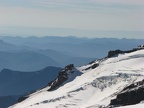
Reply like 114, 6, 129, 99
47, 64, 80, 91
109, 79, 144, 107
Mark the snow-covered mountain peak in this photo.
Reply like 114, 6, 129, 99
10, 48, 144, 108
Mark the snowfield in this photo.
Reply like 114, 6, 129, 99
10, 49, 144, 108
117, 103, 144, 108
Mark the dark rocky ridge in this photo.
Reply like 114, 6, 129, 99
47, 64, 75, 91
84, 63, 99, 71
109, 79, 144, 107
107, 45, 144, 58
18, 96, 28, 103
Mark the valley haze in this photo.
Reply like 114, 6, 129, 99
0, 36, 143, 71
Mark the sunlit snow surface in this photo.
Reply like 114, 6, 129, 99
117, 103, 144, 108
10, 49, 144, 108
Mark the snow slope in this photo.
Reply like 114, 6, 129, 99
10, 49, 144, 108
117, 103, 144, 108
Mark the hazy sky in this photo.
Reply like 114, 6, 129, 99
0, 0, 144, 38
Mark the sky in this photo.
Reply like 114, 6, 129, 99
0, 0, 144, 38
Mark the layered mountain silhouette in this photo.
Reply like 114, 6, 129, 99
0, 51, 60, 71
0, 36, 143, 58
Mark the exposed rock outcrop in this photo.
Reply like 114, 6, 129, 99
17, 96, 28, 103
107, 45, 144, 58
109, 79, 144, 107
47, 64, 75, 91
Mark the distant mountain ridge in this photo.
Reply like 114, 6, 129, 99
0, 51, 60, 71
0, 66, 62, 96
0, 36, 143, 58
0, 39, 21, 51
0, 37, 96, 71
0, 66, 62, 108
